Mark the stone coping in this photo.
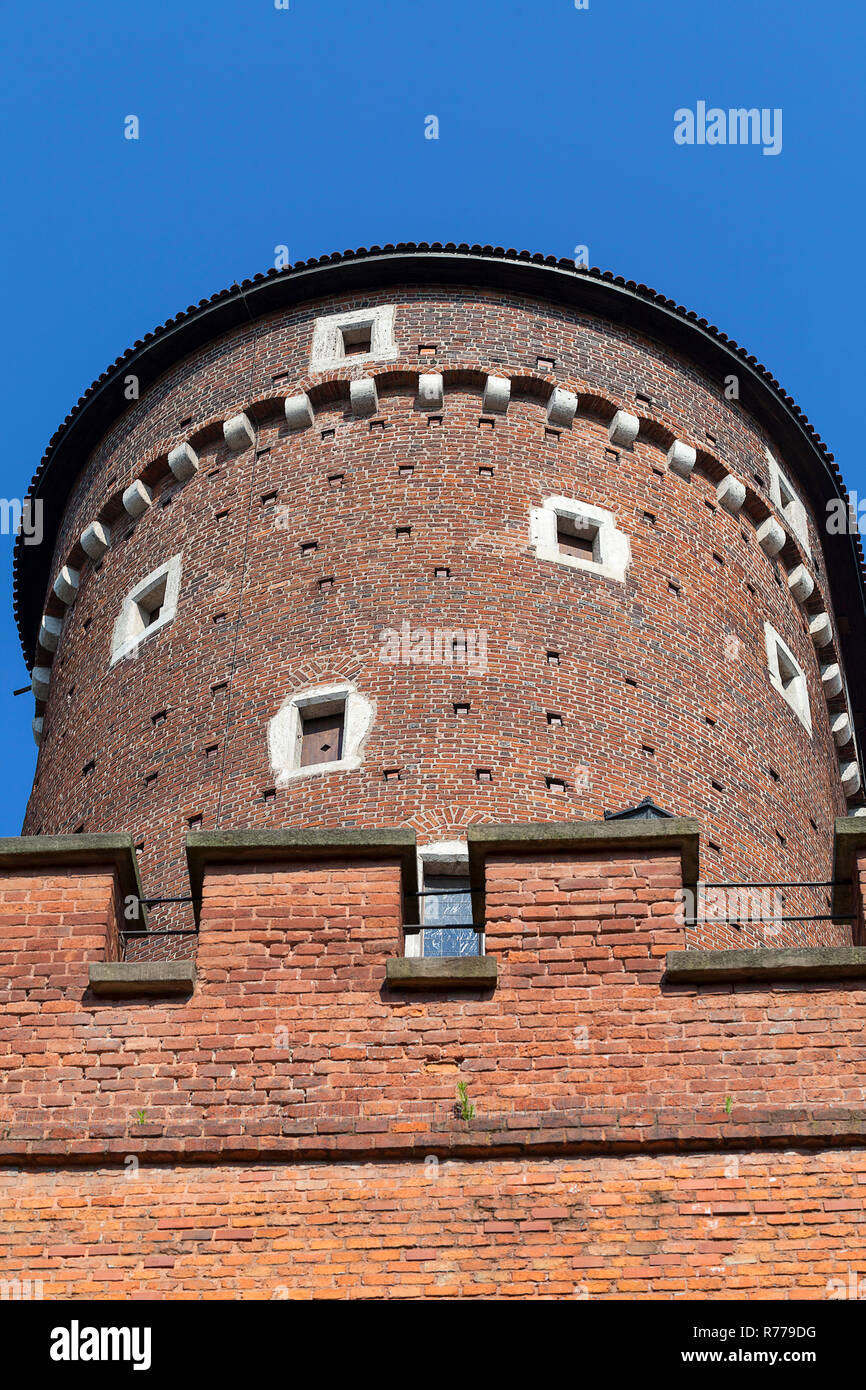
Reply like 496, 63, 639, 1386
466, 818, 700, 925
186, 828, 419, 918
0, 833, 143, 903
665, 947, 866, 983
89, 961, 196, 997
385, 956, 498, 990
833, 816, 866, 905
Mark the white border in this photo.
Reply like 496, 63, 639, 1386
530, 496, 631, 583
110, 554, 182, 666
267, 680, 375, 784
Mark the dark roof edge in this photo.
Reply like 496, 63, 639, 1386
14, 243, 866, 688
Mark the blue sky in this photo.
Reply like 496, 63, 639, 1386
1, 0, 863, 832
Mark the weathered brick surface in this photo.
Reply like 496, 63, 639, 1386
2, 1151, 865, 1300
3, 845, 866, 1299
23, 287, 849, 950
3, 850, 866, 1160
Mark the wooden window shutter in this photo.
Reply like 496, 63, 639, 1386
300, 710, 345, 767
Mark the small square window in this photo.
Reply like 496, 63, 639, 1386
531, 497, 631, 583
310, 306, 396, 370
268, 681, 374, 783
300, 709, 345, 767
406, 843, 481, 961
556, 517, 599, 560
420, 873, 478, 957
764, 622, 811, 732
767, 452, 810, 553
110, 555, 181, 665
138, 576, 166, 628
340, 323, 372, 356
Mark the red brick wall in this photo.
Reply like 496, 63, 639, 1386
24, 286, 848, 944
2, 1150, 865, 1300
3, 848, 866, 1159
4, 845, 866, 1299
0, 866, 122, 999
854, 848, 866, 947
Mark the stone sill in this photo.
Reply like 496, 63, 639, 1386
665, 947, 866, 984
89, 961, 196, 997
386, 956, 497, 990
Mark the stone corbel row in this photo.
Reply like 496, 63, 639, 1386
31, 410, 262, 742
604, 408, 856, 796
30, 370, 862, 803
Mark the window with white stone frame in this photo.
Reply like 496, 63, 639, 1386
764, 623, 812, 733
110, 554, 182, 665
766, 450, 811, 555
309, 306, 397, 371
267, 681, 374, 784
404, 841, 482, 959
530, 496, 631, 583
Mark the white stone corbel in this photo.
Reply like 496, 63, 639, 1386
284, 393, 314, 432
756, 517, 785, 557
821, 662, 843, 698
716, 476, 746, 515
482, 375, 510, 414
223, 412, 255, 451
350, 378, 379, 418
832, 711, 853, 747
841, 761, 862, 798
80, 520, 111, 561
809, 612, 833, 648
417, 373, 444, 412
168, 442, 199, 483
122, 480, 153, 518
545, 387, 577, 429
53, 566, 79, 605
38, 615, 63, 653
31, 666, 51, 701
667, 440, 696, 479
32, 716, 43, 746
787, 564, 814, 603
608, 410, 639, 447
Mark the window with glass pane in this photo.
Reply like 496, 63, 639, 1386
422, 875, 479, 956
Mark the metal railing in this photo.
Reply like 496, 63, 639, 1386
686, 879, 855, 946
120, 895, 199, 961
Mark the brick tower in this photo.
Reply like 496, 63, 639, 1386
4, 245, 866, 1299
